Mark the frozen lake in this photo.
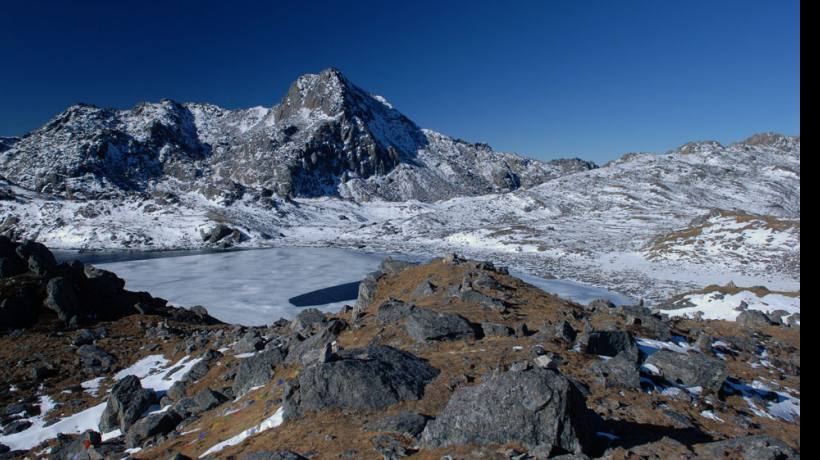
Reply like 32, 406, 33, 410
58, 247, 633, 325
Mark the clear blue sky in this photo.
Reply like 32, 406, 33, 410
0, 0, 800, 162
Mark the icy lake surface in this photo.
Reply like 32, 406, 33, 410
58, 247, 633, 326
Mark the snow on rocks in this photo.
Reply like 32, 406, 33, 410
662, 289, 800, 323
199, 407, 284, 457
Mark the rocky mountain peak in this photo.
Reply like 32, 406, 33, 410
668, 140, 724, 156
737, 132, 799, 150
275, 67, 357, 119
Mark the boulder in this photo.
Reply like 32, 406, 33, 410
584, 330, 638, 361
644, 350, 728, 393
375, 299, 414, 325
554, 320, 578, 344
44, 277, 80, 324
481, 321, 514, 337
285, 319, 346, 365
99, 375, 157, 433
124, 411, 182, 448
283, 346, 439, 420
458, 290, 506, 312
619, 305, 671, 340
14, 240, 56, 276
0, 276, 41, 329
193, 388, 228, 413
403, 308, 475, 342
290, 308, 327, 338
410, 279, 435, 299
77, 345, 117, 373
82, 265, 125, 298
354, 272, 380, 315
378, 257, 417, 275
49, 430, 117, 460
421, 367, 596, 456
233, 347, 287, 396
737, 310, 776, 329
589, 353, 640, 389
182, 348, 222, 383
2, 419, 31, 434
165, 381, 185, 401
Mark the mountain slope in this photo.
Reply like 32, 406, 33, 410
0, 68, 594, 202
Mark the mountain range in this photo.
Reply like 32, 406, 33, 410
0, 68, 595, 202
0, 68, 801, 304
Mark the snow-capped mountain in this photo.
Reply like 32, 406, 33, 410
0, 68, 800, 304
0, 68, 594, 202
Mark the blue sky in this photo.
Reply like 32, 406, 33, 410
0, 0, 800, 163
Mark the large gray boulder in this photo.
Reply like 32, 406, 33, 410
403, 308, 476, 342
421, 367, 596, 456
77, 345, 118, 373
378, 257, 417, 275
589, 352, 640, 389
232, 347, 287, 396
289, 308, 327, 337
354, 272, 381, 315
644, 350, 728, 393
14, 240, 56, 276
125, 411, 182, 448
285, 319, 346, 365
584, 330, 638, 361
737, 310, 776, 329
44, 277, 80, 324
283, 345, 439, 420
99, 375, 157, 433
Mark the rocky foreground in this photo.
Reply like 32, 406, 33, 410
0, 240, 800, 459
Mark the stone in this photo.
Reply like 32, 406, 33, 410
644, 350, 728, 394
737, 310, 776, 329
354, 272, 381, 315
125, 411, 182, 448
589, 352, 640, 388
403, 308, 475, 342
99, 375, 157, 433
232, 347, 287, 396
15, 240, 57, 276
584, 330, 638, 361
72, 329, 97, 346
283, 346, 439, 419
533, 355, 559, 370
2, 419, 31, 434
285, 319, 346, 365
166, 381, 187, 402
44, 277, 80, 324
410, 279, 435, 299
77, 345, 117, 372
290, 308, 327, 338
458, 290, 507, 312
421, 367, 596, 456
378, 257, 416, 275
193, 388, 228, 413
481, 321, 514, 337
554, 320, 578, 343
375, 299, 414, 325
